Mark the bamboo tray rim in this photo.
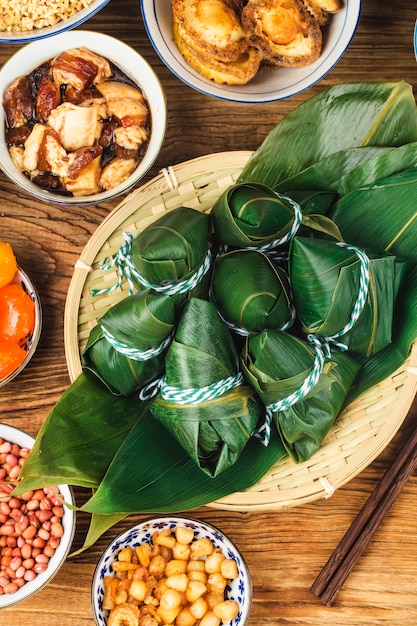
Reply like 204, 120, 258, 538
64, 150, 417, 512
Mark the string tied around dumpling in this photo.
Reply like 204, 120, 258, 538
254, 242, 370, 446
92, 231, 213, 296
308, 242, 370, 356
246, 193, 302, 254
100, 325, 173, 361
138, 372, 245, 404
215, 301, 296, 337
254, 338, 325, 446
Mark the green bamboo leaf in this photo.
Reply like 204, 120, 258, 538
331, 142, 417, 195
70, 512, 127, 556
277, 143, 417, 196
14, 374, 150, 494
151, 298, 263, 477
82, 291, 176, 396
238, 81, 417, 189
211, 182, 296, 247
130, 206, 211, 288
80, 410, 286, 515
241, 332, 337, 403
241, 330, 360, 463
289, 237, 405, 356
287, 190, 338, 216
277, 146, 393, 192
329, 167, 417, 263
211, 250, 293, 334
346, 265, 417, 402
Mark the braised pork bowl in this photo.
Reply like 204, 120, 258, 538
0, 30, 167, 206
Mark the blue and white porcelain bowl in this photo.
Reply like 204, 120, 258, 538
92, 516, 252, 626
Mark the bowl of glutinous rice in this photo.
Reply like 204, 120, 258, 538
0, 0, 111, 44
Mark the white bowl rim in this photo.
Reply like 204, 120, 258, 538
0, 267, 42, 387
0, 0, 111, 44
140, 0, 362, 104
91, 514, 253, 626
0, 30, 167, 206
0, 423, 76, 608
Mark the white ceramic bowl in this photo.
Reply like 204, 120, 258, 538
0, 31, 167, 206
0, 423, 75, 608
141, 0, 362, 103
0, 0, 111, 44
0, 267, 42, 388
92, 515, 252, 626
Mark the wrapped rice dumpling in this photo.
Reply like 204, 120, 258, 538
288, 236, 408, 357
211, 182, 301, 249
82, 291, 176, 396
129, 206, 212, 298
211, 249, 294, 335
151, 297, 263, 477
241, 330, 361, 462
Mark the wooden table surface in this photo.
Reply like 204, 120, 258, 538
1, 0, 417, 623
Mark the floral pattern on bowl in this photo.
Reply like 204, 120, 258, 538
92, 515, 252, 626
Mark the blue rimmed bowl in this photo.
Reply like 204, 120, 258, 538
141, 0, 362, 104
92, 515, 252, 626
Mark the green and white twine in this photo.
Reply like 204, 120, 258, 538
254, 337, 325, 446
92, 231, 213, 297
216, 303, 296, 337
247, 193, 302, 254
100, 325, 172, 361
139, 372, 245, 403
255, 241, 370, 446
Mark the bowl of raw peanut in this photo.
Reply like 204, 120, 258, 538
91, 516, 252, 626
0, 423, 75, 607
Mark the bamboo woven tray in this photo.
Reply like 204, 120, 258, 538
64, 151, 417, 512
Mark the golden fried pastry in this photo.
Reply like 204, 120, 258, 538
242, 0, 322, 67
303, 0, 343, 24
171, 0, 250, 62
173, 21, 261, 84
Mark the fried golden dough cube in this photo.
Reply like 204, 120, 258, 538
242, 0, 322, 67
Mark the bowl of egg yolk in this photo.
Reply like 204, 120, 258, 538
0, 241, 42, 387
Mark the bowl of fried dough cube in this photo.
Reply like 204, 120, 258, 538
91, 516, 252, 626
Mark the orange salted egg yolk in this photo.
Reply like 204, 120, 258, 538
0, 241, 18, 288
0, 341, 27, 379
0, 283, 35, 345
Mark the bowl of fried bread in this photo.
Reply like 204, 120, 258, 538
141, 0, 361, 103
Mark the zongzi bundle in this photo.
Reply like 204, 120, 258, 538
82, 290, 176, 396
241, 330, 360, 462
288, 236, 408, 357
211, 182, 301, 250
211, 248, 294, 335
151, 297, 263, 477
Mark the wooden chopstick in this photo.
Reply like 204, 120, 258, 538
311, 423, 417, 605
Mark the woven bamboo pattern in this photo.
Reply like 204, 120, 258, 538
64, 151, 417, 512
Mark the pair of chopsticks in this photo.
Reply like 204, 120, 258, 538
311, 421, 417, 605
